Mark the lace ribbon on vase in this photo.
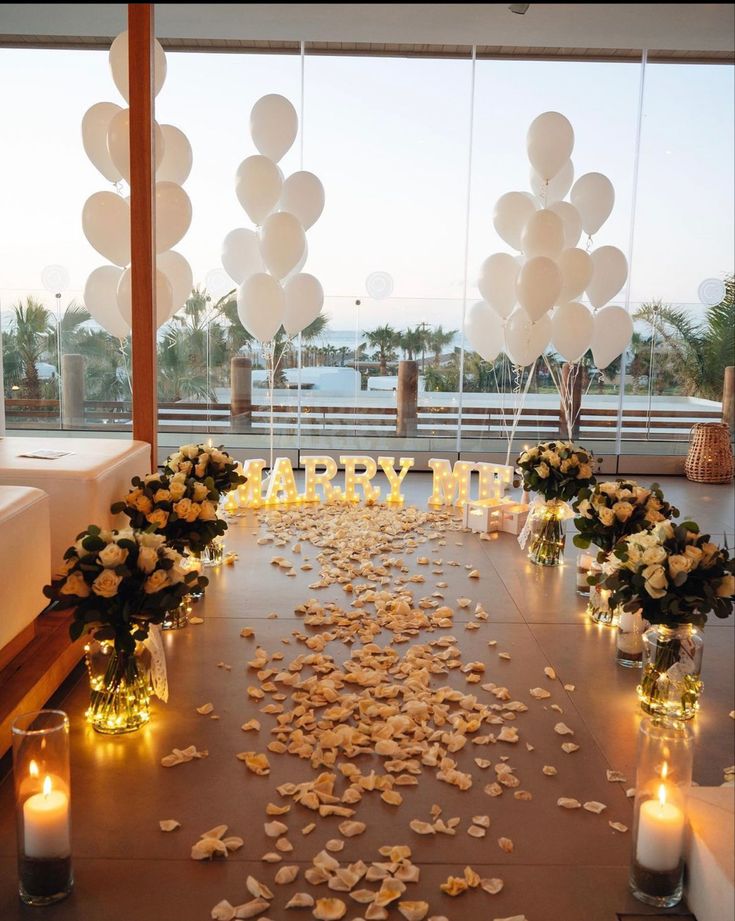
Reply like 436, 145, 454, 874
144, 624, 169, 702
517, 498, 573, 550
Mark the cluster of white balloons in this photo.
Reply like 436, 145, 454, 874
222, 94, 325, 343
466, 111, 633, 370
81, 31, 194, 339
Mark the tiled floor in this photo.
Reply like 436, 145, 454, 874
0, 474, 731, 920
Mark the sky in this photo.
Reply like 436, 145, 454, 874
0, 46, 732, 334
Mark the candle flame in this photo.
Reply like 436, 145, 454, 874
42, 775, 52, 797
658, 783, 667, 808
29, 760, 39, 778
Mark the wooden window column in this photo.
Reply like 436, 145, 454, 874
128, 4, 157, 467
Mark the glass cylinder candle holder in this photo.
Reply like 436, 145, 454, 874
630, 717, 693, 908
616, 607, 646, 668
576, 551, 595, 595
11, 710, 73, 906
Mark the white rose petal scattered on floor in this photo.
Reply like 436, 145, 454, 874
160, 744, 208, 768
557, 797, 581, 809
544, 666, 557, 680
159, 819, 180, 832
609, 821, 629, 833
196, 702, 215, 715
584, 801, 607, 814
606, 770, 627, 783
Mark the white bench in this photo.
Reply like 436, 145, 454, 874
0, 485, 51, 668
0, 437, 151, 572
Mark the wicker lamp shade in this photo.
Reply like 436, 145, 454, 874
685, 422, 734, 483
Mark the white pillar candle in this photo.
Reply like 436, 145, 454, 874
23, 777, 70, 859
576, 552, 593, 590
636, 789, 685, 872
617, 609, 643, 655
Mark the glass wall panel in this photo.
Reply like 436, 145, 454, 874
627, 62, 734, 452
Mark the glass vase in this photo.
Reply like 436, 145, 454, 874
527, 499, 567, 567
576, 551, 595, 596
162, 595, 192, 630
12, 711, 73, 906
616, 608, 646, 668
587, 581, 617, 627
84, 634, 152, 734
197, 537, 225, 568
638, 623, 704, 721
630, 718, 693, 908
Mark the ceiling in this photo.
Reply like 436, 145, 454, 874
0, 4, 733, 61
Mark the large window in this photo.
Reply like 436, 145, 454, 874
1, 43, 732, 465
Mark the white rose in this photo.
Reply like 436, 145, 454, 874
137, 532, 166, 549
642, 564, 668, 598
542, 450, 560, 468
178, 460, 193, 476
137, 546, 159, 574
633, 486, 651, 504
598, 506, 615, 527
181, 444, 199, 460
612, 501, 635, 523
144, 472, 163, 485
146, 509, 169, 530
144, 569, 170, 594
185, 502, 202, 523
173, 498, 193, 519
683, 545, 703, 568
576, 499, 593, 519
700, 542, 720, 567
169, 481, 187, 500
616, 488, 633, 501
192, 482, 209, 501
653, 521, 674, 542
599, 483, 619, 496
211, 449, 228, 465
60, 571, 90, 597
626, 543, 642, 565
716, 574, 735, 597
199, 500, 217, 521
98, 543, 128, 569
535, 462, 550, 479
642, 545, 667, 565
194, 462, 208, 479
578, 464, 593, 480
92, 569, 122, 599
154, 488, 172, 503
668, 554, 691, 580
645, 509, 665, 524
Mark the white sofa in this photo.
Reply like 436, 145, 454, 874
0, 485, 51, 667
0, 437, 151, 572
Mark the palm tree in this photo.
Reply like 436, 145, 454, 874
364, 324, 398, 375
427, 325, 458, 367
398, 326, 426, 362
10, 297, 54, 399
634, 279, 734, 399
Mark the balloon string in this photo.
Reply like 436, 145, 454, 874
505, 361, 535, 466
491, 362, 510, 445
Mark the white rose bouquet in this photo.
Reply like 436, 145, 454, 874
573, 480, 679, 555
44, 526, 208, 653
599, 520, 734, 624
112, 470, 226, 553
164, 443, 245, 498
516, 440, 596, 502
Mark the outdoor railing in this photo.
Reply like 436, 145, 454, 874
3, 398, 722, 441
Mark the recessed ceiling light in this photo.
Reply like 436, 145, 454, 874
509, 3, 530, 13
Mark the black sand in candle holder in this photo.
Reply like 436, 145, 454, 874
630, 857, 684, 907
19, 855, 73, 905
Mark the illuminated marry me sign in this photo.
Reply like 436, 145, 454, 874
228, 456, 515, 509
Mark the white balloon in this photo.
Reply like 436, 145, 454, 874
235, 155, 282, 225
530, 159, 574, 204
591, 305, 633, 369
258, 211, 306, 281
82, 102, 123, 183
516, 256, 562, 322
157, 250, 193, 311
250, 94, 298, 163
493, 191, 537, 251
526, 112, 575, 181
106, 108, 165, 184
587, 245, 628, 309
504, 309, 552, 366
283, 273, 324, 336
237, 273, 285, 342
155, 181, 192, 253
520, 208, 564, 259
557, 247, 593, 303
116, 266, 174, 329
548, 200, 582, 249
285, 239, 309, 280
221, 228, 264, 284
465, 301, 505, 363
552, 302, 594, 363
157, 125, 193, 185
83, 265, 129, 338
478, 253, 518, 319
279, 171, 324, 230
109, 30, 167, 104
82, 191, 131, 267
570, 172, 615, 237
